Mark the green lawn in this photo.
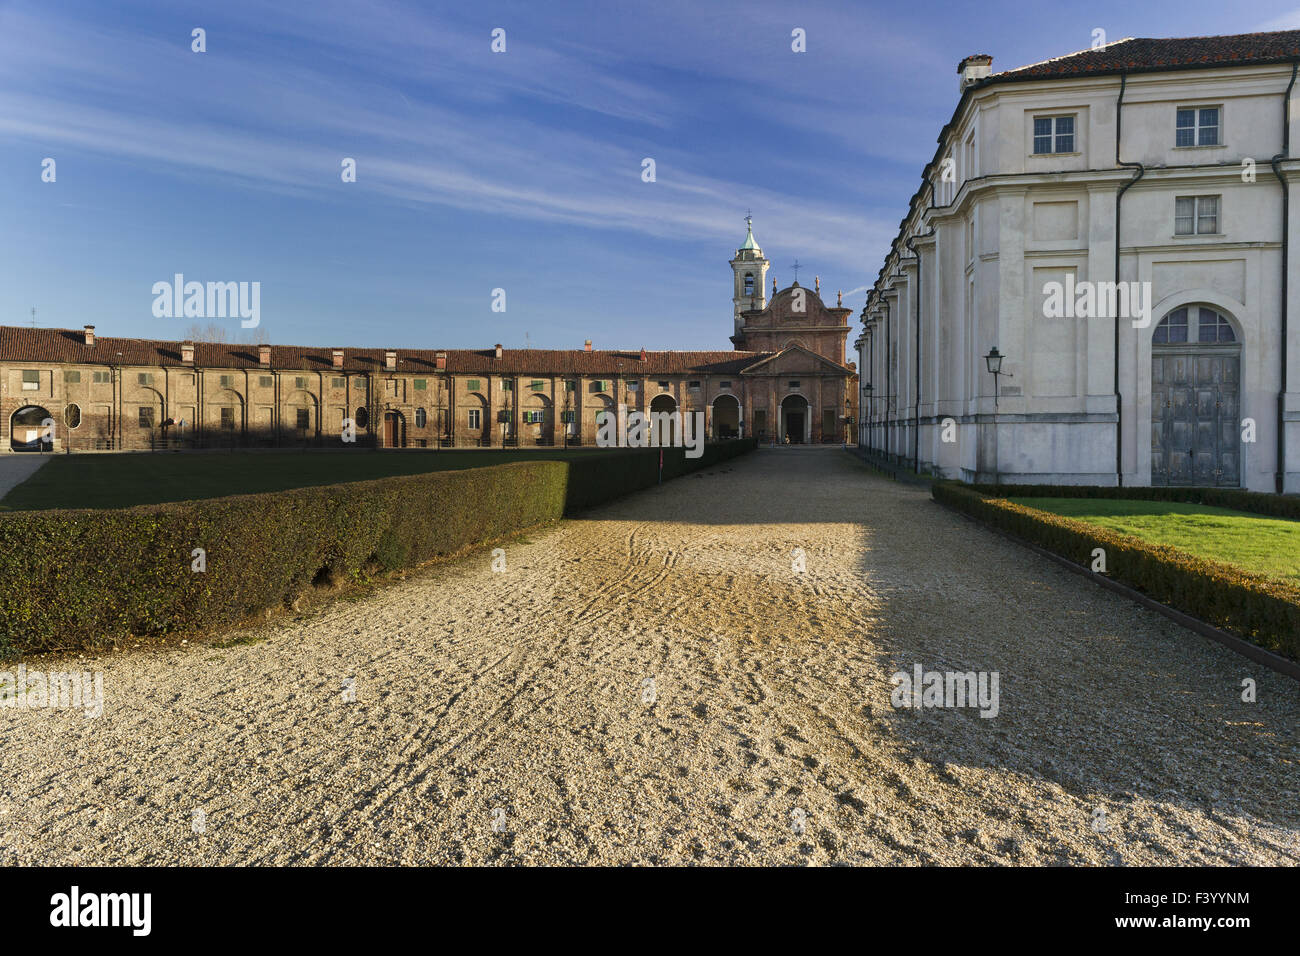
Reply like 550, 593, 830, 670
0, 449, 612, 511
1009, 496, 1300, 586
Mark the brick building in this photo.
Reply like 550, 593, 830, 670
1, 224, 855, 452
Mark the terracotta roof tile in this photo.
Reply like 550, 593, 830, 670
0, 327, 769, 376
990, 31, 1300, 83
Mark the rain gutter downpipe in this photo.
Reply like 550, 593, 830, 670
1115, 71, 1144, 488
1269, 60, 1298, 494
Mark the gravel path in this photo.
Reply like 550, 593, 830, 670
0, 455, 49, 501
2, 448, 1297, 865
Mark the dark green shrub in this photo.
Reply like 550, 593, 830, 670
932, 481, 1300, 661
0, 442, 757, 655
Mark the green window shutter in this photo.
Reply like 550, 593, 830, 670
467, 379, 481, 391
414, 379, 427, 390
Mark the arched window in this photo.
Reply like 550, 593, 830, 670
1197, 309, 1236, 343
415, 407, 427, 428
1152, 308, 1188, 344
1153, 305, 1237, 345
65, 403, 82, 429
744, 273, 754, 295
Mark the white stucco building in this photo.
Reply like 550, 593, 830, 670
856, 31, 1300, 492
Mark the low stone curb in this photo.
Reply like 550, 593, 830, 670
936, 499, 1300, 683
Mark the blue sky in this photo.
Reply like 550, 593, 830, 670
4, 0, 1300, 351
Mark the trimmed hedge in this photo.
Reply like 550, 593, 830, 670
0, 441, 756, 656
932, 481, 1300, 662
966, 482, 1300, 521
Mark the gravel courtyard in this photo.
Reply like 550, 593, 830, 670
2, 447, 1297, 865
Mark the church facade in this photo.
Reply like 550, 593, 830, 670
0, 223, 855, 453
857, 31, 1300, 492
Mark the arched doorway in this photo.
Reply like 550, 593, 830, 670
649, 393, 678, 446
383, 410, 406, 448
523, 395, 552, 445
780, 394, 809, 444
465, 393, 487, 445
1151, 305, 1241, 486
10, 405, 53, 451
712, 394, 740, 439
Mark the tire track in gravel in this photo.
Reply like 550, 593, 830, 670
3, 448, 1298, 865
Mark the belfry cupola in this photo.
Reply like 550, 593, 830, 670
730, 214, 770, 340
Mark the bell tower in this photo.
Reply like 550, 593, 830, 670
730, 214, 769, 342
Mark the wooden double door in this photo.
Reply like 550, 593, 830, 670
1151, 350, 1239, 486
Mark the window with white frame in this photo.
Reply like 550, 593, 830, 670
1176, 107, 1220, 147
1032, 115, 1074, 154
468, 408, 482, 429
21, 370, 39, 390
1175, 195, 1219, 235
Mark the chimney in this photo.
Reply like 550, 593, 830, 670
583, 339, 592, 352
958, 54, 993, 90
181, 341, 195, 365
640, 347, 647, 362
83, 325, 95, 346
332, 349, 344, 369
385, 350, 397, 371
259, 344, 271, 367
494, 343, 503, 359
435, 351, 447, 370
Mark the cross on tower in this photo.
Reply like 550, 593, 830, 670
745, 209, 753, 228
790, 260, 801, 283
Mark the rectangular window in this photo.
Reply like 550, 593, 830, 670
219, 374, 233, 388
501, 379, 514, 391
414, 378, 427, 391
138, 372, 154, 386
295, 376, 308, 389
530, 380, 544, 391
719, 380, 731, 389
688, 380, 701, 390
657, 380, 669, 389
1176, 107, 1220, 147
1175, 195, 1219, 235
564, 380, 576, 391
220, 407, 234, 429
259, 375, 273, 388
64, 370, 81, 383
523, 411, 544, 424
138, 406, 155, 428
296, 408, 310, 429
1032, 115, 1074, 154
789, 380, 801, 389
93, 370, 111, 384
626, 380, 639, 391
561, 410, 576, 424
466, 379, 481, 392
331, 377, 346, 389
595, 380, 610, 392
354, 378, 367, 392
468, 408, 482, 429
22, 370, 39, 390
